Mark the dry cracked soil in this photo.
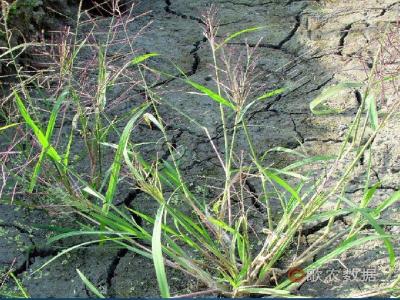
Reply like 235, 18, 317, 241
1, 0, 400, 297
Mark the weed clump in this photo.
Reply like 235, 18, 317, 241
1, 2, 399, 298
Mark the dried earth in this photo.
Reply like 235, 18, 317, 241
1, 0, 399, 297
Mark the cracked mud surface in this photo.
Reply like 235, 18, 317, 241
1, 0, 400, 297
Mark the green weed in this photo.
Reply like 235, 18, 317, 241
0, 3, 399, 298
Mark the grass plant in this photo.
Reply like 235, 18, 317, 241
0, 1, 399, 298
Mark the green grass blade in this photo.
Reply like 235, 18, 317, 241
323, 235, 393, 267
217, 26, 266, 49
208, 216, 237, 235
76, 269, 105, 298
128, 208, 186, 240
63, 125, 75, 171
45, 90, 69, 138
184, 79, 236, 110
358, 208, 396, 270
152, 204, 170, 298
262, 146, 307, 160
9, 272, 29, 298
97, 46, 108, 111
365, 93, 379, 130
268, 168, 308, 181
341, 196, 396, 270
0, 42, 41, 59
257, 87, 286, 101
282, 155, 336, 171
29, 153, 47, 192
238, 99, 258, 123
131, 53, 159, 65
83, 186, 106, 202
374, 191, 400, 218
164, 205, 215, 252
310, 82, 362, 115
103, 103, 149, 214
0, 123, 20, 132
48, 230, 132, 244
32, 239, 110, 275
89, 212, 145, 238
160, 160, 182, 187
264, 170, 304, 207
235, 218, 249, 267
14, 91, 62, 163
29, 90, 69, 191
111, 240, 153, 259
361, 182, 380, 207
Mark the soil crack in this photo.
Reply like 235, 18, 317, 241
164, 0, 205, 25
290, 114, 305, 144
12, 246, 60, 277
106, 248, 129, 297
337, 23, 353, 56
300, 213, 350, 236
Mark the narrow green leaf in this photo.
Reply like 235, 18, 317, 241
9, 272, 29, 298
0, 123, 20, 132
160, 160, 181, 187
185, 79, 236, 110
361, 182, 380, 208
374, 191, 400, 218
29, 90, 69, 191
97, 46, 108, 111
310, 82, 362, 115
208, 216, 237, 234
257, 87, 285, 101
76, 269, 105, 298
365, 93, 379, 130
131, 53, 159, 65
14, 91, 62, 163
263, 146, 307, 159
46, 90, 69, 138
282, 155, 336, 171
83, 186, 105, 202
341, 196, 395, 270
264, 170, 304, 207
152, 204, 170, 298
0, 42, 40, 59
269, 168, 309, 181
235, 218, 249, 267
112, 240, 153, 259
358, 208, 396, 270
217, 26, 266, 49
103, 103, 149, 214
63, 125, 75, 170
32, 239, 108, 275
238, 99, 257, 122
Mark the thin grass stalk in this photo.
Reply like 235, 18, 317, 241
241, 120, 273, 230
203, 11, 233, 225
